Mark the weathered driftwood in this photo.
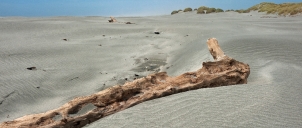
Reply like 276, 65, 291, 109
0, 38, 250, 128
108, 16, 117, 23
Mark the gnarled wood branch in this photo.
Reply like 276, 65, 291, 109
207, 38, 226, 61
0, 38, 250, 128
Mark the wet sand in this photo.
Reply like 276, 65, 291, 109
1, 11, 302, 127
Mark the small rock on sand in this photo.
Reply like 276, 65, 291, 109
27, 67, 37, 71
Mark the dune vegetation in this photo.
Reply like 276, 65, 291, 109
197, 6, 224, 14
171, 10, 179, 15
234, 9, 250, 13
171, 6, 224, 15
171, 2, 302, 16
229, 2, 302, 15
184, 7, 193, 12
247, 2, 302, 15
170, 6, 223, 15
171, 7, 193, 15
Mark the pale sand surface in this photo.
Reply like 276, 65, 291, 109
1, 11, 302, 127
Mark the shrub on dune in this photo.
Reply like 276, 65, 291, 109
208, 8, 216, 13
225, 9, 234, 12
197, 6, 224, 14
197, 6, 210, 14
171, 10, 179, 15
235, 9, 250, 13
216, 8, 224, 12
184, 7, 193, 12
290, 9, 299, 15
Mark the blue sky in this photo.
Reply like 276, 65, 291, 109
0, 0, 301, 17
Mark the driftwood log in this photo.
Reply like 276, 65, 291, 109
108, 17, 117, 23
0, 38, 250, 128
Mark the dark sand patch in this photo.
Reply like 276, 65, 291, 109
132, 58, 167, 72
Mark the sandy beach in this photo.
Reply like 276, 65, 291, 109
1, 11, 302, 127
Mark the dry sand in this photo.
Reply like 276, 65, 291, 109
0, 11, 302, 127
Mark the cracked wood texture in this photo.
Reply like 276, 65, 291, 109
0, 38, 250, 128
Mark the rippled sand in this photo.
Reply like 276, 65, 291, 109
1, 11, 302, 127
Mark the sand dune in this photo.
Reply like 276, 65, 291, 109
1, 11, 302, 127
